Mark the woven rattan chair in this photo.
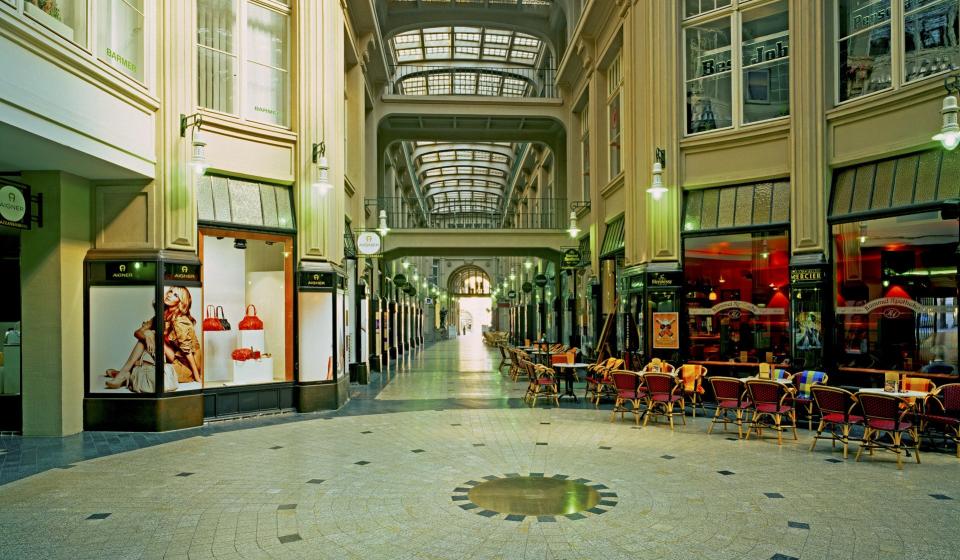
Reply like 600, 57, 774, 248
642, 372, 685, 430
609, 370, 645, 426
922, 383, 960, 458
745, 379, 798, 445
707, 376, 751, 439
809, 385, 863, 459
856, 391, 921, 469
678, 364, 707, 417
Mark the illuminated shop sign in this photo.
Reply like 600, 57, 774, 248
164, 263, 200, 282
790, 268, 824, 283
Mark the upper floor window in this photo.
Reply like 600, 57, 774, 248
197, 0, 290, 127
21, 0, 146, 84
607, 52, 622, 179
684, 0, 790, 135
578, 107, 590, 201
837, 0, 959, 104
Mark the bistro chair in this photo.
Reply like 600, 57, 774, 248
707, 377, 751, 439
855, 391, 921, 469
643, 358, 675, 373
509, 348, 528, 381
773, 368, 793, 381
497, 343, 511, 373
585, 358, 624, 406
642, 372, 685, 430
921, 383, 960, 458
792, 370, 828, 430
745, 379, 798, 445
678, 364, 708, 417
900, 377, 936, 408
809, 385, 864, 459
609, 370, 645, 426
523, 360, 559, 408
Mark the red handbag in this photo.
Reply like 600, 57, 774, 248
231, 348, 261, 361
203, 305, 224, 331
238, 304, 264, 330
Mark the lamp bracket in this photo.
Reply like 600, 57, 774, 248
312, 141, 326, 163
945, 73, 960, 96
179, 113, 203, 138
654, 147, 666, 166
570, 200, 591, 213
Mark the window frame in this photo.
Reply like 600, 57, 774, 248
682, 0, 790, 137
579, 107, 590, 202
196, 0, 292, 129
833, 0, 960, 106
606, 51, 623, 180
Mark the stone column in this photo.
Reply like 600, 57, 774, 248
20, 172, 91, 436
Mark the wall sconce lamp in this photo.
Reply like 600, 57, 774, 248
567, 211, 580, 238
933, 74, 960, 151
312, 142, 332, 197
377, 209, 390, 237
646, 148, 668, 200
524, 258, 533, 270
180, 113, 208, 176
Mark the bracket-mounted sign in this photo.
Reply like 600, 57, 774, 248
355, 230, 382, 256
0, 181, 41, 230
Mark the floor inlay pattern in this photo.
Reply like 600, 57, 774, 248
452, 474, 616, 520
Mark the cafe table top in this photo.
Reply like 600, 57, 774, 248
689, 360, 791, 369
552, 363, 591, 368
743, 376, 792, 384
858, 387, 930, 399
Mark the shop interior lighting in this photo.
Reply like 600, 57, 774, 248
718, 274, 726, 284
646, 148, 668, 200
858, 223, 868, 244
933, 74, 960, 150
180, 113, 209, 176
377, 209, 390, 237
311, 142, 332, 197
708, 288, 718, 301
760, 240, 770, 260
509, 267, 516, 281
524, 258, 533, 270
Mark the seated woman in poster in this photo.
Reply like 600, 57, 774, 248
104, 315, 157, 389
163, 286, 202, 384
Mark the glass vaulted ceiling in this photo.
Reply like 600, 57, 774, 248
390, 26, 545, 97
413, 141, 516, 216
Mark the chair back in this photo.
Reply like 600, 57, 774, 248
679, 364, 706, 393
709, 376, 745, 403
758, 363, 771, 379
937, 383, 960, 414
901, 377, 935, 394
810, 385, 857, 419
521, 359, 537, 381
857, 392, 908, 429
551, 353, 573, 365
611, 370, 641, 393
793, 370, 828, 397
773, 368, 792, 380
746, 379, 787, 407
644, 372, 677, 396
644, 358, 674, 373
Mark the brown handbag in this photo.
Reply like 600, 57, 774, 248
238, 304, 263, 330
216, 305, 231, 330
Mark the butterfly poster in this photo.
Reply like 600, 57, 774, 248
652, 312, 679, 349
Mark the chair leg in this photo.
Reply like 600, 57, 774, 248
735, 409, 744, 439
856, 427, 872, 462
667, 403, 675, 431
679, 399, 686, 425
707, 407, 721, 434
807, 403, 814, 431
775, 414, 783, 446
912, 428, 921, 464
791, 411, 798, 441
842, 424, 850, 460
894, 432, 903, 469
810, 419, 825, 452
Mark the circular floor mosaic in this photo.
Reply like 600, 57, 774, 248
451, 474, 618, 521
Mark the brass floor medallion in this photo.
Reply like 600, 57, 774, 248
453, 474, 617, 520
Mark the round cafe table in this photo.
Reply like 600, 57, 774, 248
552, 363, 590, 402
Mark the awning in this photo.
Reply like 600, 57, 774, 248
344, 222, 357, 258
830, 148, 960, 220
197, 175, 295, 231
599, 214, 625, 258
683, 180, 790, 233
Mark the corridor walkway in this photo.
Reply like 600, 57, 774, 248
1, 338, 958, 560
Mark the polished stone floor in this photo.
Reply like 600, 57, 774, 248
1, 334, 958, 559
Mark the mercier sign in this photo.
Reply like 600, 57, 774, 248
0, 182, 31, 230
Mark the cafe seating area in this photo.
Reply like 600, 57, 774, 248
497, 341, 960, 469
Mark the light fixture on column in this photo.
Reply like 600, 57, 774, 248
402, 258, 410, 269
933, 74, 960, 150
412, 272, 419, 282
180, 113, 209, 176
524, 258, 533, 270
646, 148, 668, 200
509, 267, 516, 281
760, 239, 770, 260
567, 211, 580, 238
858, 222, 868, 244
311, 142, 332, 197
377, 209, 390, 237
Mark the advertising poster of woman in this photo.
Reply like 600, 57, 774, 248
89, 286, 157, 394
162, 286, 203, 391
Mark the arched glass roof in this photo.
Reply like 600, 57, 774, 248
391, 26, 545, 66
397, 70, 533, 96
410, 141, 519, 215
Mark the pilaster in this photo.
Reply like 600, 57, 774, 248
789, 0, 827, 259
297, 0, 346, 263
159, 0, 196, 251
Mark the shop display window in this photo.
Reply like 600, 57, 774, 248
792, 286, 825, 369
684, 231, 791, 363
200, 230, 293, 387
96, 0, 144, 82
833, 213, 959, 373
25, 0, 87, 44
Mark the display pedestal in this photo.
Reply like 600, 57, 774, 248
84, 394, 204, 432
297, 374, 349, 412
